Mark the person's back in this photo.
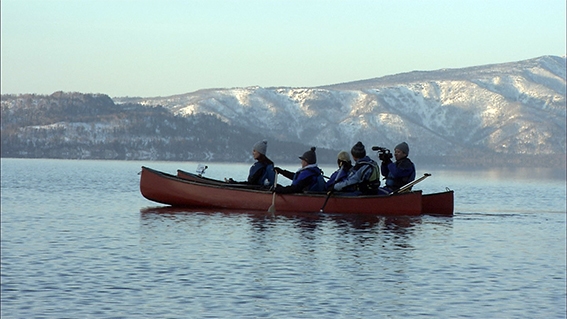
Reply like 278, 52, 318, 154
293, 164, 325, 192
333, 142, 380, 195
275, 147, 325, 194
351, 156, 380, 194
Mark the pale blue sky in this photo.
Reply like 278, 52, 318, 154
1, 0, 565, 97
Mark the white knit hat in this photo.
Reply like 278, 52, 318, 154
253, 140, 268, 155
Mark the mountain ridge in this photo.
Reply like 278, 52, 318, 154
117, 55, 565, 159
2, 55, 565, 167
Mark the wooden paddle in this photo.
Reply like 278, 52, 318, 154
391, 173, 431, 194
320, 161, 342, 212
319, 190, 333, 213
267, 172, 278, 214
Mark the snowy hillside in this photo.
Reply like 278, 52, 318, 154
2, 55, 565, 166
117, 55, 566, 158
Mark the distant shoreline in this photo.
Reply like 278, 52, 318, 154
2, 154, 565, 169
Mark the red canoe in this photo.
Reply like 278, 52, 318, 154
177, 169, 453, 216
140, 166, 453, 216
422, 191, 454, 215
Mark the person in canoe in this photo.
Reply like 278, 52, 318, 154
379, 142, 416, 192
225, 140, 275, 188
332, 141, 380, 195
273, 146, 326, 194
325, 151, 353, 191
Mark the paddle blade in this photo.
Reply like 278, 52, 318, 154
267, 204, 276, 214
268, 191, 277, 213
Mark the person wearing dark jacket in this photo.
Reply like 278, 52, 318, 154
326, 151, 352, 191
380, 142, 416, 192
333, 142, 380, 195
274, 147, 325, 194
226, 140, 275, 188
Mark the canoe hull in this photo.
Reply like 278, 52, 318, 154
422, 190, 454, 215
141, 166, 423, 216
177, 168, 454, 216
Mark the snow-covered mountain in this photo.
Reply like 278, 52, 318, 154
117, 55, 566, 158
2, 55, 565, 166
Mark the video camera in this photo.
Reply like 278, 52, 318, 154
372, 146, 392, 161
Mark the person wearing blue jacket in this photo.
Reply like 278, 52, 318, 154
333, 142, 380, 195
226, 140, 275, 188
274, 147, 326, 194
326, 151, 352, 190
380, 142, 416, 192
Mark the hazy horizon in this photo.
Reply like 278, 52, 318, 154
1, 0, 566, 97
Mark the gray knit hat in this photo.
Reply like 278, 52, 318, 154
395, 142, 409, 155
253, 140, 268, 155
299, 147, 317, 164
351, 141, 366, 159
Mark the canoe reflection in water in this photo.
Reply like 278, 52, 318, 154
139, 205, 444, 239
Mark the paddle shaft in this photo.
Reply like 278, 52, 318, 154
267, 172, 278, 213
319, 191, 333, 213
392, 173, 431, 194
320, 162, 342, 212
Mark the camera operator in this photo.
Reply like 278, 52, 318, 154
379, 142, 416, 192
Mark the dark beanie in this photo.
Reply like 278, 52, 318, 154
395, 142, 409, 155
351, 141, 366, 158
299, 147, 317, 164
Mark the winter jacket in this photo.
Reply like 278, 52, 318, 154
275, 164, 325, 194
380, 157, 415, 191
325, 162, 352, 190
248, 158, 275, 187
333, 156, 380, 195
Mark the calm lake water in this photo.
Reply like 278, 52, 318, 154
1, 158, 566, 318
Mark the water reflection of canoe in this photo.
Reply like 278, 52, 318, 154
140, 166, 453, 216
176, 169, 454, 216
140, 206, 426, 231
